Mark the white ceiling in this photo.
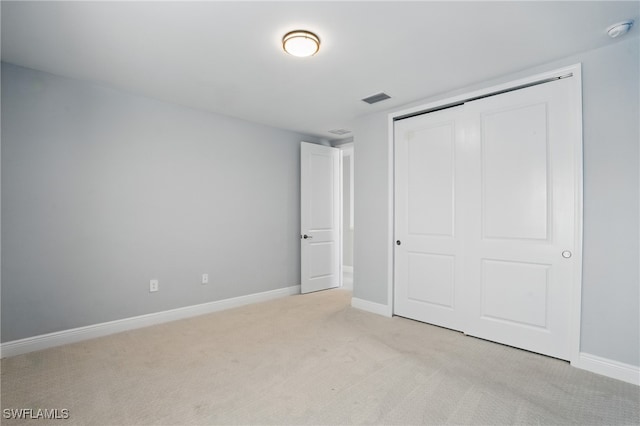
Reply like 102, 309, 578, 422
2, 1, 638, 140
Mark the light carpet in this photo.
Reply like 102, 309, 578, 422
1, 289, 639, 425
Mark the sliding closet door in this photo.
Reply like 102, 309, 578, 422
394, 76, 579, 360
463, 78, 578, 360
393, 106, 469, 332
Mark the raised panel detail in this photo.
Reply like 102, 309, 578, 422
309, 242, 333, 279
407, 123, 455, 236
482, 103, 549, 240
481, 259, 549, 328
310, 154, 334, 230
407, 253, 454, 308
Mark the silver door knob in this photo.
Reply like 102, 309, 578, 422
562, 250, 572, 258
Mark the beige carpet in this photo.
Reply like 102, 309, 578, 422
2, 289, 639, 425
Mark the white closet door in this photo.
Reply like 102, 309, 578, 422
463, 78, 577, 360
394, 106, 469, 332
394, 76, 579, 360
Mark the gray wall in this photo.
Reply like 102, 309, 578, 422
353, 36, 639, 367
1, 63, 322, 342
353, 114, 388, 299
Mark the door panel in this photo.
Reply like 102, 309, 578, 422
309, 242, 333, 278
465, 78, 576, 359
394, 107, 466, 331
480, 259, 550, 328
309, 153, 334, 230
407, 123, 455, 236
482, 103, 549, 240
301, 142, 340, 294
407, 253, 455, 308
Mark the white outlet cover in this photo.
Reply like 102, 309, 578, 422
149, 279, 159, 292
202, 274, 209, 284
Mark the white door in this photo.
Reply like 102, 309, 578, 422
394, 77, 579, 360
463, 78, 578, 360
393, 105, 470, 332
301, 142, 340, 294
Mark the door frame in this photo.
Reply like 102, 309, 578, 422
340, 143, 354, 289
385, 64, 584, 364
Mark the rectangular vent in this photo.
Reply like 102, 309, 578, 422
328, 129, 352, 135
362, 92, 391, 104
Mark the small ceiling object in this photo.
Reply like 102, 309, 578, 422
607, 20, 634, 38
328, 129, 351, 135
362, 92, 391, 104
282, 30, 320, 57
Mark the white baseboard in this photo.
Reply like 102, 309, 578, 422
351, 297, 392, 317
0, 285, 301, 359
572, 352, 640, 386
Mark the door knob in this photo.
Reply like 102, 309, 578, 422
396, 240, 401, 246
302, 234, 313, 239
562, 250, 572, 258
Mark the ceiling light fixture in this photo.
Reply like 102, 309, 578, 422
282, 30, 320, 57
607, 20, 634, 38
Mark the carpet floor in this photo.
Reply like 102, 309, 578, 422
1, 289, 639, 425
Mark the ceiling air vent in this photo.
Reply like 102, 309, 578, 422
328, 129, 352, 135
362, 92, 391, 104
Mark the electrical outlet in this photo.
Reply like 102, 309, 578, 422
149, 279, 159, 292
202, 273, 209, 284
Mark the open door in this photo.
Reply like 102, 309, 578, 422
301, 142, 340, 294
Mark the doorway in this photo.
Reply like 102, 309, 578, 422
341, 145, 354, 290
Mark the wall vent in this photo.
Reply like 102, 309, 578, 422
328, 129, 352, 135
362, 92, 391, 104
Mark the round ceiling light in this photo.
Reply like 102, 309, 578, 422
282, 30, 320, 57
607, 20, 634, 38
